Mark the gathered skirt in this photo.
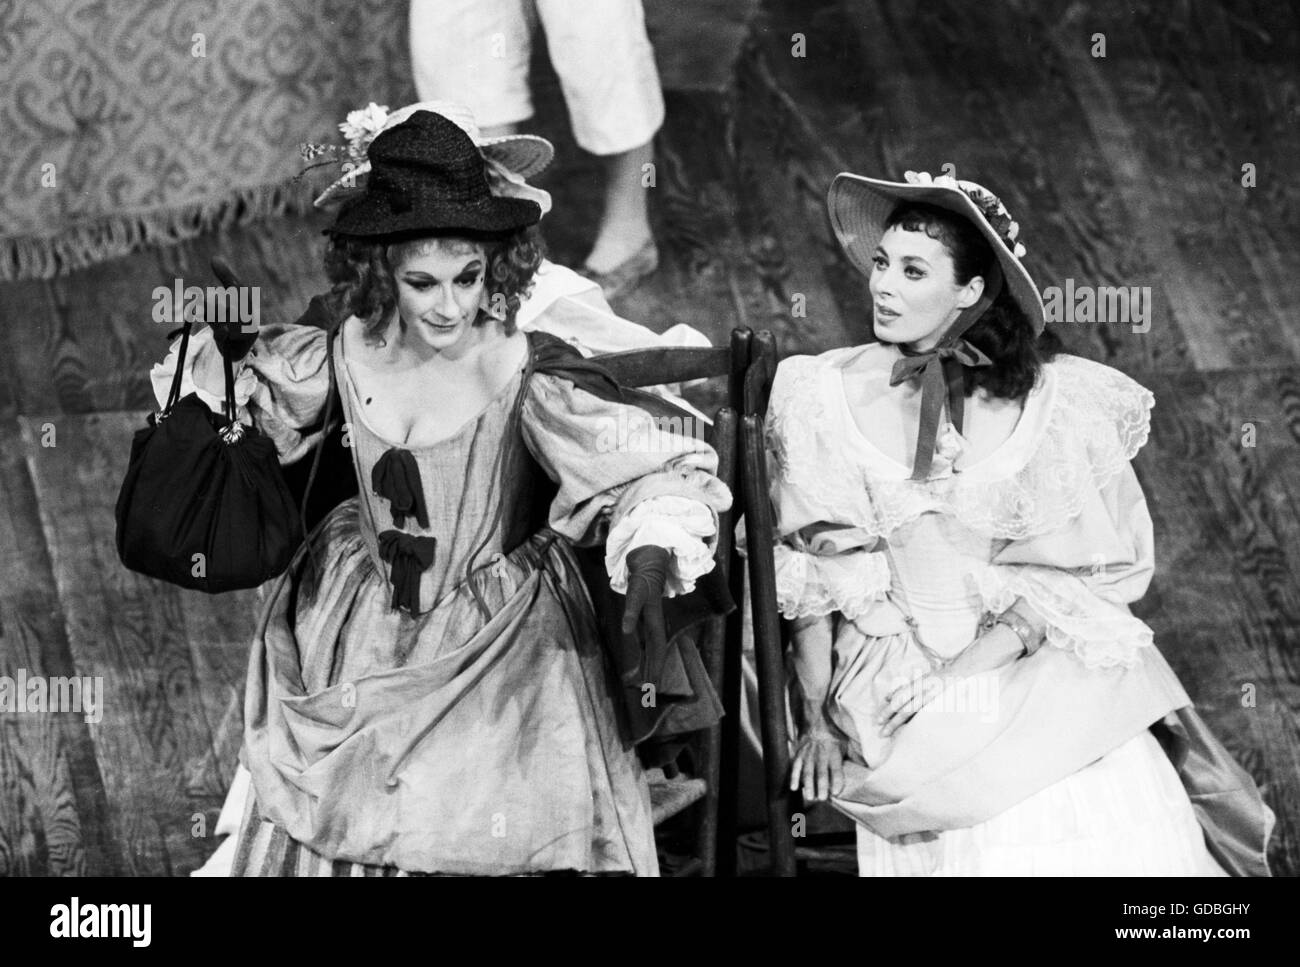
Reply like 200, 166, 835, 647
854, 730, 1228, 876
827, 619, 1230, 876
232, 498, 658, 876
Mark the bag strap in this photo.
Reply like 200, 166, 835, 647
221, 350, 238, 426
162, 319, 194, 415
162, 313, 241, 426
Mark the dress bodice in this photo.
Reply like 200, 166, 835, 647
148, 311, 732, 615
335, 335, 549, 613
765, 343, 1164, 671
884, 515, 1000, 659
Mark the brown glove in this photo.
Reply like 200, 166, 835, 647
622, 545, 671, 686
208, 256, 259, 362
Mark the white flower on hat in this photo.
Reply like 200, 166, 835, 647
340, 103, 391, 159
897, 168, 1030, 262
904, 169, 961, 191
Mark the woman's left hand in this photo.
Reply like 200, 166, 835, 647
878, 672, 949, 738
622, 544, 670, 678
879, 624, 1028, 736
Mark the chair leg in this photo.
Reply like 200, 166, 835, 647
740, 414, 797, 877
715, 547, 745, 876
708, 405, 740, 876
697, 618, 724, 877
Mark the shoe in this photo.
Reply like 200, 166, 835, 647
580, 239, 659, 302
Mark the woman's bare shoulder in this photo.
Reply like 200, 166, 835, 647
480, 326, 529, 381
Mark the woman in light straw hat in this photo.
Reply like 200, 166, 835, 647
766, 169, 1273, 875
153, 109, 731, 876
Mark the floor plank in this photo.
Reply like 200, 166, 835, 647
18, 412, 234, 875
1140, 369, 1300, 875
0, 414, 120, 876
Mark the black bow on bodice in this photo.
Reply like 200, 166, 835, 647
377, 530, 438, 614
372, 447, 430, 529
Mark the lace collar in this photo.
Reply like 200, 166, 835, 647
768, 347, 1154, 540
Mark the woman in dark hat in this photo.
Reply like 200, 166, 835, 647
152, 110, 729, 876
768, 170, 1273, 875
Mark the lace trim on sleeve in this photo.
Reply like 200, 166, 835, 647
773, 544, 891, 620
605, 495, 717, 597
766, 356, 877, 534
974, 563, 1153, 669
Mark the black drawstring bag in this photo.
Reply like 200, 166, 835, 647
115, 318, 302, 592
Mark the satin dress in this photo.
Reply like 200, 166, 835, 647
152, 318, 730, 875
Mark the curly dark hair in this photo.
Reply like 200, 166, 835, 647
322, 226, 545, 341
882, 202, 1062, 401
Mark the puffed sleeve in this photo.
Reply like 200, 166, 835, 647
973, 360, 1158, 669
520, 370, 732, 597
757, 355, 893, 624
150, 322, 331, 465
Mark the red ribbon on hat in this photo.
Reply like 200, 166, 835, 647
888, 263, 1004, 481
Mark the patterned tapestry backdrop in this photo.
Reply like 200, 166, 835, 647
0, 0, 416, 280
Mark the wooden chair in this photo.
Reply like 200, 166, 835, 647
591, 328, 754, 876
600, 329, 798, 877
738, 331, 798, 877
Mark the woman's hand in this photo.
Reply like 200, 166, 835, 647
789, 730, 846, 802
880, 623, 1030, 736
621, 545, 670, 678
948, 623, 1026, 677
208, 257, 259, 362
878, 672, 947, 738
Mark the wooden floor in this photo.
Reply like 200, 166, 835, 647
1, 0, 1296, 876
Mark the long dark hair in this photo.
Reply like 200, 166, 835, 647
322, 225, 545, 342
883, 202, 1062, 401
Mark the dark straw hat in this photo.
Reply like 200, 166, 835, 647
329, 110, 542, 238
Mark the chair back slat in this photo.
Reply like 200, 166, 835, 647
743, 330, 779, 419
591, 346, 733, 387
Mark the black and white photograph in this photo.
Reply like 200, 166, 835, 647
0, 0, 1294, 934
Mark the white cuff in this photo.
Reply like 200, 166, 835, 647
605, 495, 716, 597
150, 327, 257, 420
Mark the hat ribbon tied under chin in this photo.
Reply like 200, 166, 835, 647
888, 264, 1003, 481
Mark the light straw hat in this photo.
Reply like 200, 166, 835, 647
827, 169, 1045, 332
